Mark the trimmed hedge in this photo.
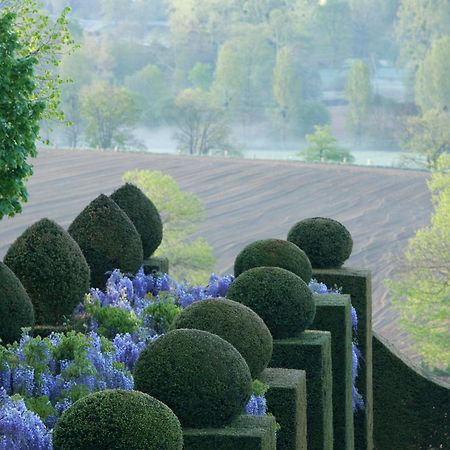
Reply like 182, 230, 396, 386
234, 239, 312, 283
68, 194, 143, 288
134, 329, 252, 428
52, 389, 183, 450
313, 267, 372, 450
183, 415, 276, 450
259, 368, 307, 450
287, 217, 353, 268
373, 332, 450, 450
311, 293, 354, 450
110, 183, 163, 258
227, 267, 315, 339
173, 298, 273, 379
4, 218, 90, 325
270, 331, 334, 450
0, 262, 34, 344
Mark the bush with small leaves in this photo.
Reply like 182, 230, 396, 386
134, 329, 252, 427
227, 267, 316, 339
287, 217, 353, 268
68, 194, 143, 288
234, 238, 312, 283
0, 262, 34, 343
110, 183, 163, 258
4, 218, 90, 325
52, 389, 183, 450
173, 298, 272, 379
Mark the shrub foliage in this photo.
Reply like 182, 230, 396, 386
4, 218, 90, 325
173, 298, 273, 379
134, 329, 252, 427
110, 183, 163, 258
68, 194, 143, 288
287, 217, 353, 268
227, 267, 316, 339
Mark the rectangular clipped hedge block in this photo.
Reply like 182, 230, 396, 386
270, 330, 333, 450
312, 268, 373, 450
183, 415, 276, 450
143, 255, 169, 274
312, 293, 354, 450
259, 367, 307, 450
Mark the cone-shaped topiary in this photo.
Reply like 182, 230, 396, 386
110, 183, 163, 258
227, 267, 316, 339
234, 238, 313, 283
0, 262, 34, 343
4, 218, 90, 325
68, 194, 143, 288
134, 329, 252, 428
173, 298, 272, 379
287, 217, 353, 268
52, 389, 183, 450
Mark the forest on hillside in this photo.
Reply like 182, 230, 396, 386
37, 0, 450, 167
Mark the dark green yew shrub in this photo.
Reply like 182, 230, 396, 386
287, 217, 353, 268
227, 267, 316, 339
0, 262, 34, 343
52, 389, 183, 450
68, 194, 143, 288
110, 183, 163, 258
4, 218, 90, 325
173, 298, 273, 379
134, 329, 252, 428
234, 238, 312, 283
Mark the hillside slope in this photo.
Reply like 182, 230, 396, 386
0, 149, 432, 361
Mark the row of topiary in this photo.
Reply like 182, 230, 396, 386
1, 183, 163, 344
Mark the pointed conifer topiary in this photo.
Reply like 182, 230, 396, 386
110, 183, 163, 258
0, 262, 34, 343
68, 194, 143, 288
4, 219, 89, 326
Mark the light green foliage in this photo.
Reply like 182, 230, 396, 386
300, 125, 354, 163
0, 2, 74, 218
272, 46, 303, 137
212, 31, 275, 119
399, 109, 450, 170
345, 59, 373, 138
415, 36, 450, 112
80, 81, 140, 149
395, 0, 450, 70
173, 88, 230, 155
188, 62, 214, 91
144, 295, 182, 334
388, 154, 450, 372
125, 64, 171, 126
122, 170, 215, 284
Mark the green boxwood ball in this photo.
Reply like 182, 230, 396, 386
234, 238, 312, 283
68, 194, 143, 288
227, 267, 316, 339
53, 389, 183, 450
173, 298, 272, 379
0, 262, 34, 344
134, 329, 252, 428
110, 183, 163, 258
4, 218, 90, 325
287, 217, 353, 268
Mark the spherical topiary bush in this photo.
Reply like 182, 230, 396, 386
227, 267, 315, 339
173, 298, 272, 379
134, 329, 252, 427
234, 238, 313, 283
110, 183, 163, 258
287, 217, 353, 268
4, 218, 90, 325
68, 194, 143, 288
52, 389, 183, 450
0, 262, 34, 343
